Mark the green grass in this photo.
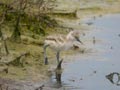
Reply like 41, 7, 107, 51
79, 6, 102, 11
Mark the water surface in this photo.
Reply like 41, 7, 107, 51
49, 14, 120, 90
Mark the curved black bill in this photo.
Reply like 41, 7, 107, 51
75, 37, 83, 44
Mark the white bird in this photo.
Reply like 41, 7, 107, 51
43, 30, 83, 65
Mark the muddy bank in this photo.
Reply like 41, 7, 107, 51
0, 78, 46, 90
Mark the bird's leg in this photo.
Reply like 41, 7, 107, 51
43, 44, 49, 65
56, 51, 60, 64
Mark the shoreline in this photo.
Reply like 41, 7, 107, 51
0, 0, 120, 90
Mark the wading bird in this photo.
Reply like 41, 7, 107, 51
43, 30, 83, 65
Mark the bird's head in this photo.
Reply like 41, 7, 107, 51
67, 30, 83, 44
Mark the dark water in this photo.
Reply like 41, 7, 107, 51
57, 14, 120, 90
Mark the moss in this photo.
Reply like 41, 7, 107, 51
0, 39, 51, 80
106, 0, 116, 2
49, 12, 77, 19
79, 6, 102, 11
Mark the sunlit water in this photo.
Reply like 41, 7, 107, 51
48, 14, 120, 90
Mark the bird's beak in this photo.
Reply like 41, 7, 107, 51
75, 37, 83, 44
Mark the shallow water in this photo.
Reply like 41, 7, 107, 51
48, 14, 120, 90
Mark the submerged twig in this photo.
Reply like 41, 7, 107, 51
7, 52, 29, 67
35, 84, 44, 90
0, 29, 9, 55
3, 40, 9, 55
